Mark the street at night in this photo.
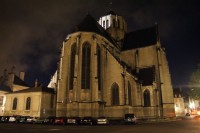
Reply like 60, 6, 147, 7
1, 117, 200, 133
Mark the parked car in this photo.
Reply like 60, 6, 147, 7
44, 116, 56, 124
16, 116, 29, 123
96, 117, 109, 125
54, 117, 67, 125
67, 117, 81, 125
80, 117, 94, 125
185, 113, 190, 116
0, 116, 10, 123
8, 116, 17, 123
124, 114, 137, 124
26, 117, 37, 124
33, 117, 45, 124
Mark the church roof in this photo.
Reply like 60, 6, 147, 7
72, 14, 116, 44
8, 86, 55, 94
122, 26, 158, 50
138, 66, 155, 86
106, 10, 117, 15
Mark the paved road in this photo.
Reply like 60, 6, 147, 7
1, 118, 200, 133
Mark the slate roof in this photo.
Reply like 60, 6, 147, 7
0, 84, 12, 92
8, 86, 55, 94
138, 66, 155, 86
13, 75, 29, 87
122, 26, 158, 51
0, 76, 11, 92
106, 10, 117, 15
72, 14, 116, 45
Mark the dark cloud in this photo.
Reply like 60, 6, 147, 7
0, 0, 199, 87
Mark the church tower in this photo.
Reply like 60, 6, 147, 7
98, 11, 127, 44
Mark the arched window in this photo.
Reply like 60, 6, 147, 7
81, 43, 91, 89
69, 44, 76, 90
113, 19, 115, 27
111, 83, 119, 105
128, 81, 132, 105
144, 89, 150, 107
118, 19, 120, 28
12, 98, 17, 110
97, 45, 101, 91
26, 97, 31, 110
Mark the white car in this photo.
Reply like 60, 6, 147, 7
8, 116, 16, 123
96, 117, 109, 125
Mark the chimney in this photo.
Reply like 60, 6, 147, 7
19, 71, 25, 81
35, 79, 38, 87
6, 72, 15, 91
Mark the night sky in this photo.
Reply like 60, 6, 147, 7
0, 0, 200, 88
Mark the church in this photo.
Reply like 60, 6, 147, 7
55, 11, 175, 120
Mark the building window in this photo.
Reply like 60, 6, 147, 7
0, 96, 3, 106
81, 43, 91, 89
106, 20, 109, 28
97, 45, 101, 91
69, 43, 76, 90
12, 98, 17, 110
113, 19, 115, 27
128, 81, 132, 105
26, 97, 31, 110
103, 21, 105, 28
111, 83, 119, 105
143, 89, 150, 107
118, 19, 120, 28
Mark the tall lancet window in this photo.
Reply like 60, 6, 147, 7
111, 83, 119, 105
128, 81, 132, 105
12, 97, 17, 110
26, 97, 31, 110
81, 43, 91, 89
69, 44, 76, 90
144, 89, 151, 107
97, 45, 101, 91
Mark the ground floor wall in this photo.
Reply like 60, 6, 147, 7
56, 102, 175, 119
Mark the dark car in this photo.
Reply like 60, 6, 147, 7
0, 116, 10, 123
124, 114, 137, 124
16, 116, 29, 123
54, 117, 67, 125
185, 113, 190, 116
67, 117, 81, 125
44, 116, 56, 124
33, 117, 45, 124
80, 117, 94, 125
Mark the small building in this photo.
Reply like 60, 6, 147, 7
173, 88, 185, 116
4, 85, 56, 118
0, 69, 29, 116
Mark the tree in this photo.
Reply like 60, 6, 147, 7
189, 64, 200, 100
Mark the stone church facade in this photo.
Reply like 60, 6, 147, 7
56, 11, 175, 119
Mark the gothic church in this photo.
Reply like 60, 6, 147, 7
56, 11, 175, 119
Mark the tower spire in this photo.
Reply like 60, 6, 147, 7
109, 1, 113, 11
